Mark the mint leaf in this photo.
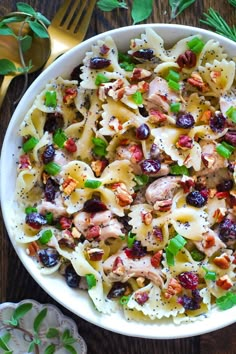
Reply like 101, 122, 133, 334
169, 0, 196, 19
46, 328, 60, 338
63, 344, 77, 354
16, 2, 36, 16
131, 0, 153, 24
62, 329, 77, 345
20, 35, 32, 52
28, 21, 49, 38
97, 0, 128, 11
44, 344, 56, 354
33, 308, 47, 334
8, 303, 33, 326
0, 25, 15, 36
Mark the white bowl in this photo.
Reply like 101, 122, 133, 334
1, 24, 236, 339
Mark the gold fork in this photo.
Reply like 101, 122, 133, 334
44, 0, 96, 68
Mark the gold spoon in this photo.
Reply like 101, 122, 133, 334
0, 12, 51, 109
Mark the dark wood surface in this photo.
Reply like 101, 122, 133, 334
0, 1, 236, 353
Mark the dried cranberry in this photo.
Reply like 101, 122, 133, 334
135, 292, 149, 305
89, 57, 111, 69
117, 216, 132, 233
219, 218, 236, 242
186, 190, 207, 208
136, 123, 150, 140
177, 50, 197, 68
178, 272, 199, 290
65, 264, 81, 288
70, 64, 82, 81
224, 131, 236, 147
228, 162, 235, 173
38, 248, 59, 267
132, 49, 154, 60
44, 178, 57, 202
178, 289, 202, 310
83, 198, 107, 213
150, 143, 160, 159
140, 159, 161, 175
44, 112, 64, 133
42, 144, 55, 164
176, 113, 195, 129
209, 112, 226, 132
216, 179, 234, 192
25, 212, 47, 229
125, 241, 147, 259
107, 282, 129, 299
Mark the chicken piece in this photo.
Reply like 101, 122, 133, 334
145, 176, 181, 205
147, 77, 179, 112
103, 250, 164, 287
196, 168, 232, 189
115, 143, 143, 175
194, 229, 226, 257
100, 219, 124, 240
197, 141, 228, 177
54, 150, 71, 166
37, 195, 67, 218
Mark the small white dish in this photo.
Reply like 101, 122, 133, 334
0, 299, 87, 354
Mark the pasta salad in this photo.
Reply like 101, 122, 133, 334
15, 28, 236, 323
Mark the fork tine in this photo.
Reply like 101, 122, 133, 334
70, 0, 96, 36
62, 0, 82, 29
50, 0, 71, 27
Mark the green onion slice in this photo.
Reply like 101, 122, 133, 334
216, 292, 236, 310
132, 91, 143, 105
86, 274, 96, 289
39, 229, 53, 244
216, 141, 235, 159
45, 212, 53, 225
53, 129, 67, 148
170, 102, 181, 113
166, 249, 175, 266
45, 90, 57, 108
84, 179, 102, 189
120, 62, 136, 71
127, 232, 136, 248
226, 106, 236, 123
170, 164, 189, 176
166, 69, 180, 82
191, 248, 205, 262
119, 295, 131, 305
22, 136, 39, 153
25, 206, 37, 214
168, 80, 180, 91
187, 37, 205, 53
118, 52, 133, 63
167, 234, 187, 256
92, 137, 108, 157
202, 266, 216, 281
44, 162, 61, 176
134, 174, 149, 189
95, 73, 110, 86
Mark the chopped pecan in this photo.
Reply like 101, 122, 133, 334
59, 216, 72, 230
136, 276, 146, 288
200, 110, 212, 123
112, 182, 133, 207
26, 241, 40, 256
63, 87, 77, 105
148, 109, 167, 124
108, 117, 123, 132
134, 291, 149, 305
202, 233, 215, 249
150, 250, 163, 268
62, 177, 77, 195
154, 199, 172, 212
213, 208, 227, 223
124, 84, 138, 96
138, 81, 149, 93
177, 50, 196, 68
86, 225, 101, 239
152, 226, 163, 241
213, 253, 231, 269
128, 144, 143, 163
71, 227, 82, 239
187, 72, 209, 92
141, 211, 153, 225
91, 160, 108, 177
178, 176, 195, 193
112, 256, 125, 276
216, 275, 233, 290
164, 278, 183, 299
130, 68, 152, 81
210, 70, 221, 83
201, 153, 215, 168
87, 248, 104, 261
18, 154, 31, 170
232, 252, 236, 265
176, 135, 193, 150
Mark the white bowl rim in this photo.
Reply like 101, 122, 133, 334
1, 23, 236, 339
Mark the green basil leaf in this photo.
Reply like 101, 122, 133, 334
131, 0, 153, 24
63, 344, 77, 354
44, 344, 56, 354
29, 21, 49, 38
46, 327, 60, 338
0, 25, 15, 36
0, 59, 17, 75
16, 2, 36, 16
36, 12, 51, 26
20, 35, 32, 52
97, 0, 128, 11
11, 303, 33, 324
33, 308, 47, 334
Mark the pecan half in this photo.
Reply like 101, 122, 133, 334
176, 135, 193, 150
164, 278, 183, 299
216, 275, 233, 290
87, 248, 104, 261
213, 253, 231, 269
177, 50, 196, 68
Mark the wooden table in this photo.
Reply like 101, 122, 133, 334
0, 1, 236, 353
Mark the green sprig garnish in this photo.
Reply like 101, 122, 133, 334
201, 8, 236, 42
169, 0, 196, 20
228, 0, 236, 7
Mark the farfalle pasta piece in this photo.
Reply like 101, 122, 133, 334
185, 93, 213, 123
198, 40, 228, 67
19, 105, 46, 139
32, 132, 52, 162
16, 166, 43, 202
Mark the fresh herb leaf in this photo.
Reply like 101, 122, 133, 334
97, 0, 128, 11
28, 341, 36, 353
169, 0, 196, 19
44, 344, 56, 354
131, 0, 153, 24
46, 328, 60, 338
0, 25, 15, 36
0, 334, 12, 352
28, 20, 49, 38
16, 2, 37, 16
62, 329, 77, 345
201, 8, 236, 42
0, 59, 17, 75
33, 308, 47, 334
8, 303, 33, 326
20, 35, 32, 52
63, 344, 77, 354
36, 12, 51, 26
228, 0, 236, 7
0, 16, 25, 25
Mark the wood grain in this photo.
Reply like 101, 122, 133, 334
0, 1, 236, 353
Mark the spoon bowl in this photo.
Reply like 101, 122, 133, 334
0, 12, 51, 109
